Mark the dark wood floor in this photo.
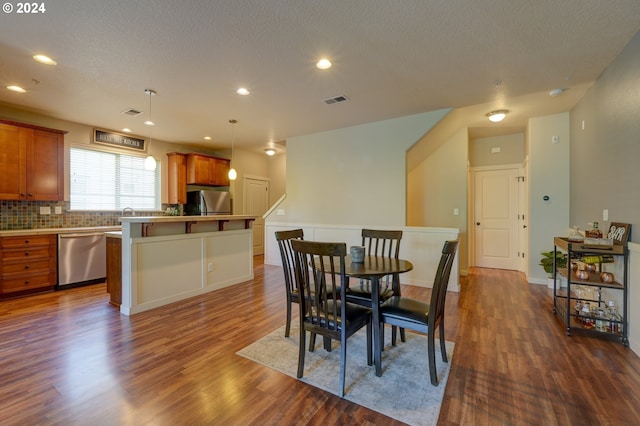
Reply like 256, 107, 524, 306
1, 257, 639, 425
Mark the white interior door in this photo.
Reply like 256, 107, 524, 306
244, 177, 269, 256
473, 167, 520, 270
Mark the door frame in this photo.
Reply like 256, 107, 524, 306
468, 163, 528, 272
242, 175, 270, 256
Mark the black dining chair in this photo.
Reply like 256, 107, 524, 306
275, 229, 304, 338
291, 239, 373, 397
345, 229, 405, 343
379, 240, 458, 386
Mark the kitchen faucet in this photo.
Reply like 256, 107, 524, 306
122, 207, 135, 217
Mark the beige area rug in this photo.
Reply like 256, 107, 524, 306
237, 322, 454, 426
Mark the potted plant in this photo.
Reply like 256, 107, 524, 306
540, 251, 568, 288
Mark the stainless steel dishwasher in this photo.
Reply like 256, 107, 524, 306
57, 232, 106, 288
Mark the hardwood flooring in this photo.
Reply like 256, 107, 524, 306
0, 257, 639, 425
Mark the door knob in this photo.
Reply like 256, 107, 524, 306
476, 222, 480, 226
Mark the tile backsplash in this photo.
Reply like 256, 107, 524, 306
0, 200, 165, 230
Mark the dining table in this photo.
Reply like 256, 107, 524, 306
342, 255, 414, 376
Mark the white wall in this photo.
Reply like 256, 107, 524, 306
528, 112, 570, 283
469, 133, 525, 167
407, 127, 469, 273
273, 110, 448, 226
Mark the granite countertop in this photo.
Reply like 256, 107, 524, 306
0, 226, 121, 237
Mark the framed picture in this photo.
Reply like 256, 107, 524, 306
607, 222, 631, 245
93, 128, 147, 152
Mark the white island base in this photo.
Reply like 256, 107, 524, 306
119, 215, 255, 315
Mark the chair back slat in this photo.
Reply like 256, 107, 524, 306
428, 240, 458, 330
361, 229, 402, 258
275, 229, 304, 297
291, 240, 346, 335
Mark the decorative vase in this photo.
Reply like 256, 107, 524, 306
576, 270, 590, 281
600, 272, 615, 283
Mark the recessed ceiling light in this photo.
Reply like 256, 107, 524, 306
122, 128, 132, 133
486, 109, 509, 123
264, 148, 276, 156
7, 85, 26, 93
144, 120, 155, 126
33, 54, 57, 65
204, 136, 212, 140
316, 58, 332, 70
236, 87, 250, 96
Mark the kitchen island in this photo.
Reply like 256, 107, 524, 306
119, 215, 255, 315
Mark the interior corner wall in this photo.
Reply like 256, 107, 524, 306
267, 152, 286, 206
283, 110, 446, 226
407, 127, 468, 273
528, 112, 570, 283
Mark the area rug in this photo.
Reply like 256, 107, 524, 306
236, 322, 454, 426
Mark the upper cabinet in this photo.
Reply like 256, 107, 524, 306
167, 152, 187, 204
0, 120, 65, 201
186, 153, 230, 187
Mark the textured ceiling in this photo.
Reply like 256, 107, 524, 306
1, 0, 639, 152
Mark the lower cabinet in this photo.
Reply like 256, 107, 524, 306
106, 234, 122, 306
0, 234, 57, 297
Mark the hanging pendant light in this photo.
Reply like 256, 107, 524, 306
228, 119, 237, 180
144, 88, 157, 171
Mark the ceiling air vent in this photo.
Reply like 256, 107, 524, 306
121, 108, 143, 116
323, 95, 349, 105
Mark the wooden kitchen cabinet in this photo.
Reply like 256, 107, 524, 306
106, 234, 122, 307
0, 234, 57, 298
186, 153, 230, 187
167, 152, 187, 204
0, 119, 65, 201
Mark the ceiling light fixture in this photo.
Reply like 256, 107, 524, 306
204, 136, 212, 140
122, 128, 132, 133
7, 85, 26, 93
486, 109, 509, 123
316, 58, 332, 70
264, 148, 276, 156
549, 88, 566, 97
33, 54, 57, 65
236, 87, 250, 96
144, 89, 157, 171
228, 119, 238, 181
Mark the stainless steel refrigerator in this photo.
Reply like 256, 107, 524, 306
184, 190, 231, 215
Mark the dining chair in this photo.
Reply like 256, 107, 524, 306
291, 239, 372, 397
379, 240, 458, 386
345, 229, 405, 343
275, 229, 304, 338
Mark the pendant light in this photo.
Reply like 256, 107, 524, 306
144, 89, 157, 171
228, 119, 237, 180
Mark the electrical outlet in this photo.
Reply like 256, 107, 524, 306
55, 206, 62, 214
453, 208, 459, 216
40, 206, 51, 215
276, 209, 285, 216
603, 209, 609, 221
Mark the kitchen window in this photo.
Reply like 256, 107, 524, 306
70, 147, 160, 211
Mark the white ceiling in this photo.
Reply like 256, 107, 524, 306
1, 0, 640, 152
